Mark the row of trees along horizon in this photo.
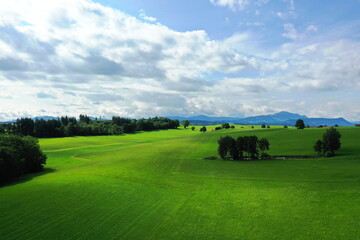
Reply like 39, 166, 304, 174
0, 115, 180, 138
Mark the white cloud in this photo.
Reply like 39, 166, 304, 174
275, 11, 297, 20
0, 0, 359, 121
282, 23, 303, 40
209, 0, 271, 11
209, 0, 251, 11
255, 0, 271, 6
239, 22, 264, 27
139, 9, 157, 22
306, 24, 318, 32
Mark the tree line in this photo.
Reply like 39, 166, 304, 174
0, 115, 180, 138
0, 135, 47, 184
218, 135, 270, 160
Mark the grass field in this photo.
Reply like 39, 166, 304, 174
1, 126, 360, 239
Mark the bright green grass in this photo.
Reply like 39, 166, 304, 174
1, 127, 360, 240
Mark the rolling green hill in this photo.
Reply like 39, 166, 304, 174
1, 126, 360, 239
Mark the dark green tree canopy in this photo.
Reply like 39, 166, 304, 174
200, 126, 207, 133
295, 119, 305, 129
1, 116, 180, 138
221, 123, 230, 129
314, 127, 341, 157
182, 120, 190, 129
218, 136, 237, 159
0, 135, 47, 184
217, 135, 269, 160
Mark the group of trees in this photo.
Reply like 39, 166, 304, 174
0, 135, 47, 184
314, 127, 341, 157
213, 123, 235, 131
0, 116, 180, 138
218, 135, 270, 160
200, 126, 207, 133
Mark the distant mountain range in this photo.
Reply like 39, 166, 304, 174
168, 111, 355, 127
1, 112, 355, 127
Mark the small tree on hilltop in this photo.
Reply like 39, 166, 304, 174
295, 119, 305, 129
182, 120, 190, 129
191, 126, 195, 131
314, 127, 341, 157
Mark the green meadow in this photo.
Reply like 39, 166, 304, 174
1, 126, 360, 239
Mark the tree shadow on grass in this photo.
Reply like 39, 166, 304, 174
0, 168, 56, 188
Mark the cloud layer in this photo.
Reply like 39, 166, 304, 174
0, 0, 359, 121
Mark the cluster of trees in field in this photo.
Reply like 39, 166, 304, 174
0, 115, 180, 138
218, 135, 270, 160
214, 123, 235, 130
314, 127, 341, 157
0, 135, 46, 184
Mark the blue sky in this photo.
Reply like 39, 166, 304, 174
0, 0, 360, 120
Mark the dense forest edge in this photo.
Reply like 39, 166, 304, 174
0, 115, 180, 138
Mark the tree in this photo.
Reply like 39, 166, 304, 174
261, 124, 266, 128
313, 127, 341, 157
284, 125, 288, 128
64, 122, 75, 136
236, 136, 246, 160
191, 126, 195, 131
258, 138, 270, 154
230, 125, 235, 129
244, 136, 259, 159
200, 126, 207, 133
295, 119, 305, 129
218, 136, 237, 160
313, 140, 323, 154
182, 120, 190, 129
258, 138, 270, 159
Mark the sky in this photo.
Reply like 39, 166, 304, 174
0, 0, 360, 121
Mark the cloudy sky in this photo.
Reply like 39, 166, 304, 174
0, 0, 360, 121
